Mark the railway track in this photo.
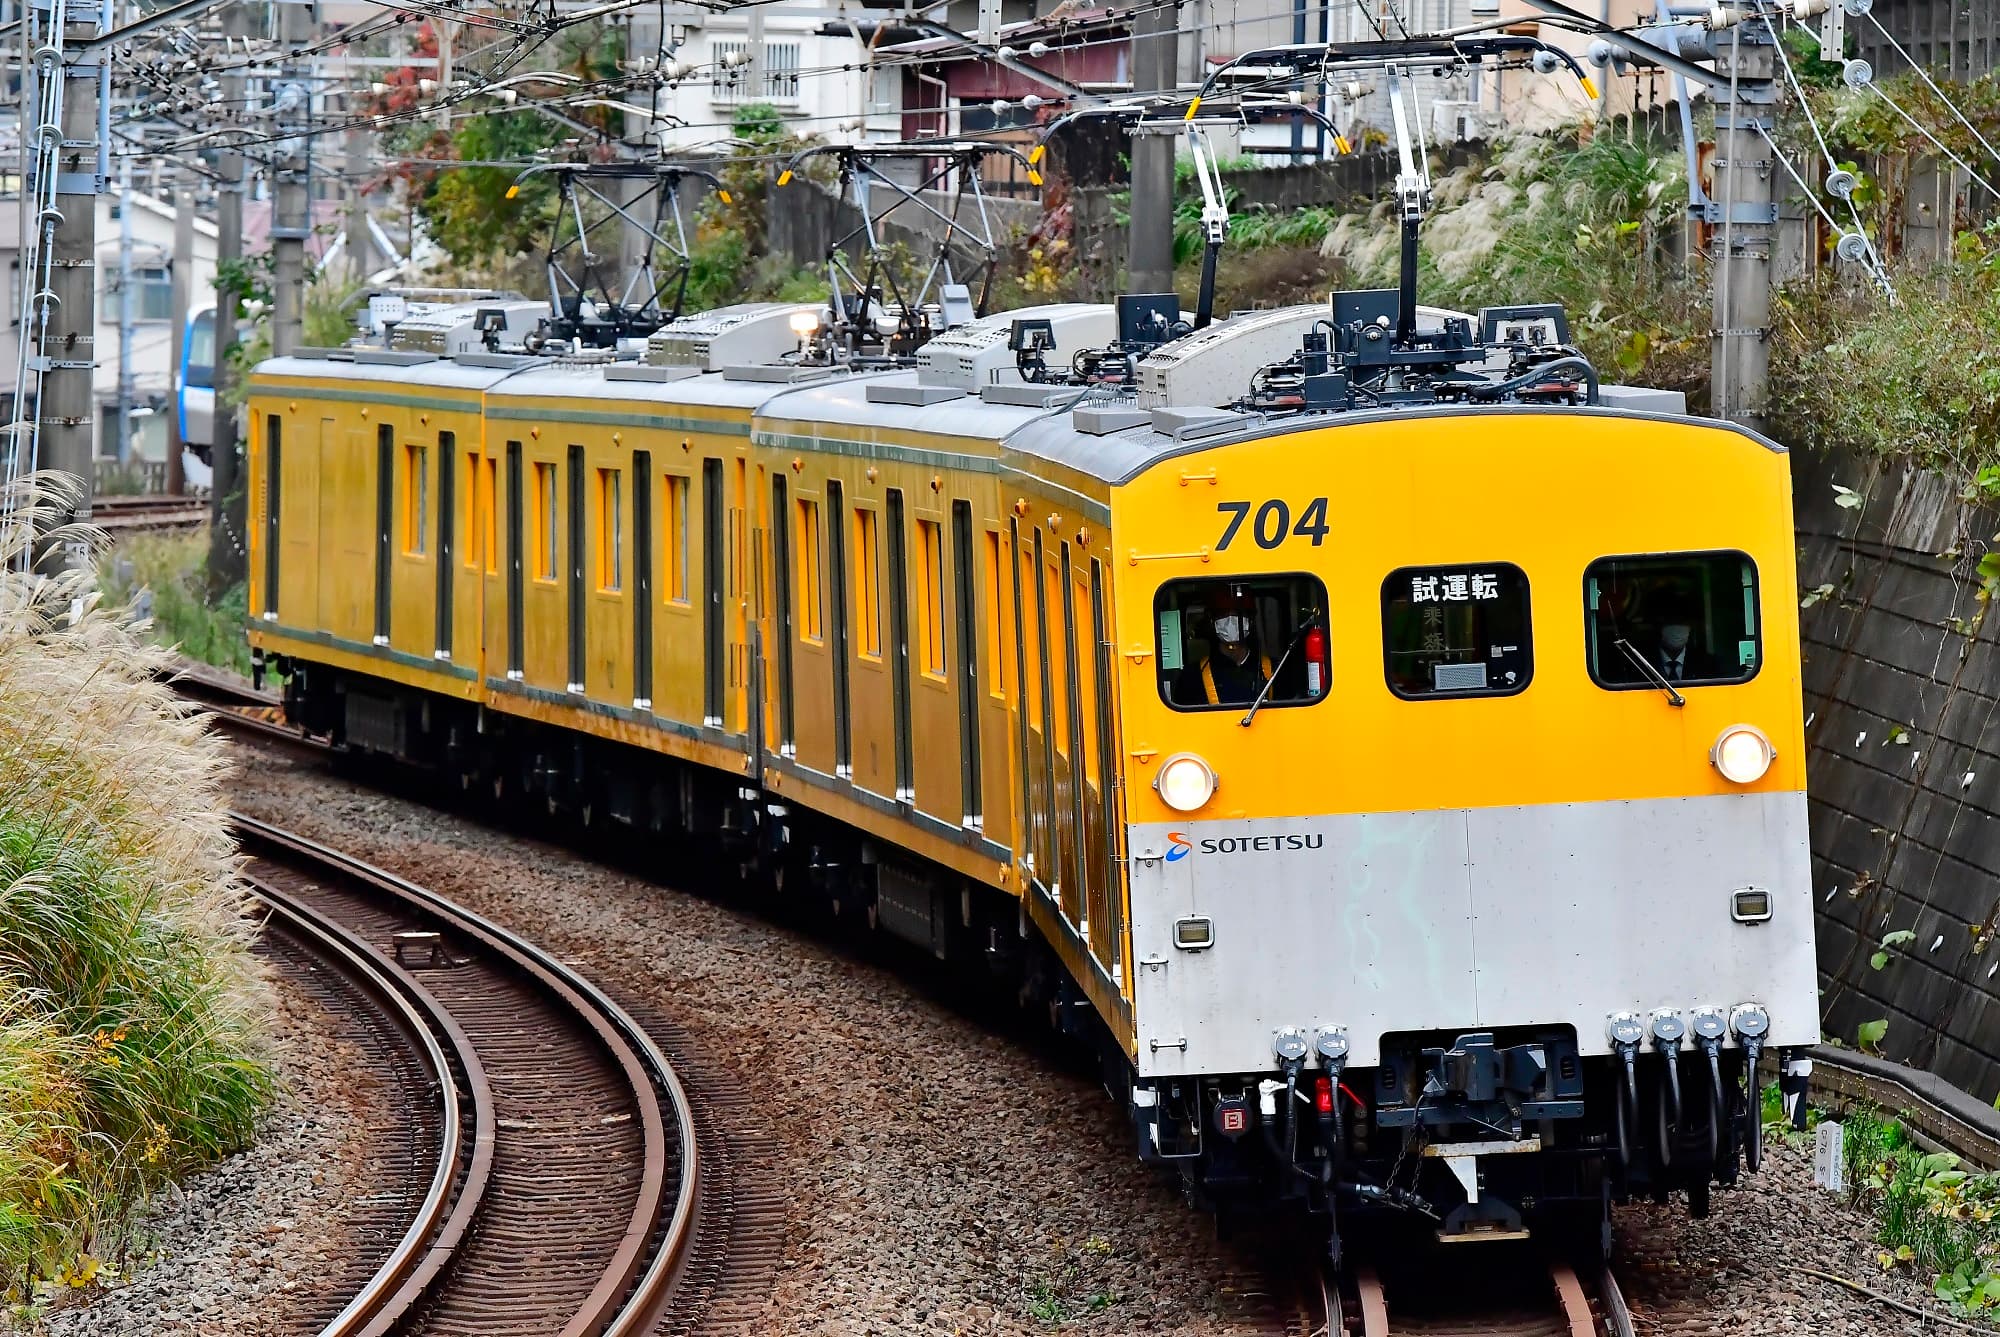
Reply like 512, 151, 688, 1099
1322, 1252, 1635, 1337
237, 815, 699, 1336
94, 493, 209, 533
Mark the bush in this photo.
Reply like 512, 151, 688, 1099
101, 532, 253, 676
0, 475, 273, 1297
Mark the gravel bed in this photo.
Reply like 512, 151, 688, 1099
25, 971, 380, 1337
229, 748, 1973, 1336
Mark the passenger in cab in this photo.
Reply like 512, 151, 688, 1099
1189, 590, 1273, 706
1651, 603, 1723, 683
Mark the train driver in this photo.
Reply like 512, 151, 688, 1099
1192, 591, 1274, 706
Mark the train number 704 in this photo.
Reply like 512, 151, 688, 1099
1215, 498, 1331, 551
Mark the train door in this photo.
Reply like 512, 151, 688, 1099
732, 457, 749, 736
828, 480, 852, 776
1059, 541, 1085, 926
886, 489, 914, 801
772, 474, 795, 755
277, 415, 323, 629
1091, 559, 1125, 986
703, 458, 725, 728
373, 424, 393, 646
952, 502, 981, 828
260, 413, 281, 620
505, 441, 525, 679
632, 451, 654, 709
320, 423, 363, 638
566, 444, 586, 693
434, 431, 455, 660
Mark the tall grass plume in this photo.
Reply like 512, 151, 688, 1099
0, 472, 273, 1303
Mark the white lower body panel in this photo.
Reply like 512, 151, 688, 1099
1127, 791, 1818, 1076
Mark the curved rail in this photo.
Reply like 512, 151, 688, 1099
252, 882, 487, 1336
235, 815, 699, 1336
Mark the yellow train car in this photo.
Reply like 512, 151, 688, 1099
248, 292, 1814, 1257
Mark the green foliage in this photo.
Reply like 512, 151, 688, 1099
1773, 227, 2000, 478
1843, 1106, 2000, 1316
1857, 1017, 1890, 1053
0, 478, 273, 1297
417, 110, 570, 266
101, 533, 255, 676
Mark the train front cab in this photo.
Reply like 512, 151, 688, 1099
1096, 406, 1819, 1243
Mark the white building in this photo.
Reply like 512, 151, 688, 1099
0, 187, 218, 469
639, 6, 901, 150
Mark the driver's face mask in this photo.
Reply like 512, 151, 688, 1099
1212, 615, 1249, 644
1660, 624, 1692, 653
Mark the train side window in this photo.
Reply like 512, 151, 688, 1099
596, 468, 622, 593
1381, 563, 1531, 699
665, 474, 690, 603
1156, 574, 1330, 711
796, 497, 823, 642
482, 456, 499, 574
984, 528, 1007, 701
461, 448, 480, 570
533, 462, 558, 581
402, 444, 428, 555
916, 517, 946, 678
854, 506, 882, 659
1585, 552, 1761, 690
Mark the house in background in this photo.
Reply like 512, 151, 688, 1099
0, 185, 218, 470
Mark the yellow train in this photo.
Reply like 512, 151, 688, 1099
248, 290, 1817, 1257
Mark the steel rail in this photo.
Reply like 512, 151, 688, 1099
231, 814, 699, 1336
251, 880, 489, 1337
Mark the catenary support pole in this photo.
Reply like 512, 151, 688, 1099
39, 0, 106, 570
1125, 1, 1180, 295
1708, 16, 1776, 435
165, 180, 192, 496
115, 154, 133, 468
206, 0, 247, 593
271, 0, 310, 358
343, 123, 376, 282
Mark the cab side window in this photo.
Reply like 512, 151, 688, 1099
1155, 575, 1329, 712
1586, 552, 1760, 689
1381, 563, 1532, 698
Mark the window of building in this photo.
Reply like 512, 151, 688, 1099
665, 473, 689, 603
916, 518, 946, 676
854, 506, 881, 658
100, 265, 173, 322
1381, 563, 1531, 698
596, 468, 622, 592
796, 497, 823, 641
403, 444, 428, 555
534, 461, 558, 581
709, 39, 801, 103
1156, 574, 1330, 711
1585, 552, 1761, 690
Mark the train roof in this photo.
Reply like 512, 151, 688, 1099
1003, 395, 1785, 489
254, 352, 527, 396
752, 369, 1069, 454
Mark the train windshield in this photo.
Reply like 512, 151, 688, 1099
1586, 552, 1761, 689
1381, 562, 1533, 698
1155, 574, 1327, 711
185, 309, 215, 388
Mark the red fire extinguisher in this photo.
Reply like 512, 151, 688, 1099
1303, 623, 1328, 699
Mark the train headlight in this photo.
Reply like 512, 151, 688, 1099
788, 309, 821, 338
1156, 753, 1217, 812
1711, 724, 1775, 784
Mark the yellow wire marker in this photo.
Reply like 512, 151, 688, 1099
505, 184, 520, 199
1028, 143, 1046, 165
777, 169, 793, 186
718, 189, 733, 204
1334, 134, 1352, 156
1183, 95, 1202, 121
1581, 75, 1600, 101
1027, 170, 1043, 187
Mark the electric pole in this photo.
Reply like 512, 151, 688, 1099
38, 0, 107, 565
166, 182, 193, 496
1126, 3, 1179, 295
1707, 16, 1777, 436
207, 1, 248, 592
344, 123, 377, 282
271, 0, 311, 359
116, 155, 134, 468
